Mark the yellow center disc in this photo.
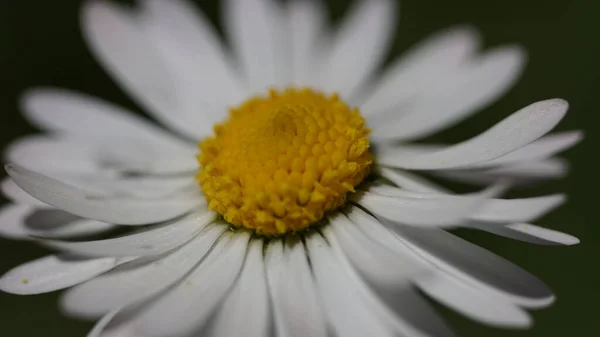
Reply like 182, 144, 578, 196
197, 88, 372, 236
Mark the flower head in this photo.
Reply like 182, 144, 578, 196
0, 0, 581, 337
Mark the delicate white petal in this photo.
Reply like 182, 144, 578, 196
317, 0, 395, 99
7, 164, 200, 225
473, 194, 565, 223
418, 272, 532, 328
87, 308, 122, 337
82, 1, 205, 140
6, 134, 196, 176
373, 46, 526, 141
21, 88, 195, 151
266, 238, 328, 337
361, 25, 480, 116
61, 224, 226, 318
468, 130, 583, 168
2, 177, 50, 207
140, 0, 248, 136
130, 231, 250, 337
435, 158, 569, 185
0, 254, 132, 295
224, 0, 289, 91
388, 224, 554, 308
309, 229, 434, 337
376, 167, 447, 193
355, 184, 502, 227
378, 286, 457, 337
306, 233, 396, 337
468, 222, 579, 245
330, 213, 424, 286
209, 239, 269, 337
288, 0, 325, 87
43, 210, 215, 257
0, 205, 114, 240
375, 99, 568, 169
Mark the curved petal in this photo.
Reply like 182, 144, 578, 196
375, 99, 568, 170
42, 209, 216, 257
7, 164, 200, 225
472, 194, 565, 223
0, 205, 114, 240
468, 130, 583, 168
354, 184, 502, 227
209, 239, 269, 337
128, 231, 250, 337
435, 158, 569, 185
317, 0, 396, 99
467, 222, 579, 246
418, 272, 532, 328
372, 46, 526, 141
2, 177, 50, 207
82, 1, 209, 140
361, 25, 480, 116
306, 233, 397, 337
6, 135, 196, 176
389, 224, 555, 308
140, 0, 248, 136
329, 213, 425, 286
0, 254, 132, 295
266, 237, 328, 337
375, 167, 448, 193
60, 224, 226, 318
21, 88, 196, 151
224, 0, 290, 91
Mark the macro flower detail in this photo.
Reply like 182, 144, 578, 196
0, 0, 582, 337
198, 88, 372, 235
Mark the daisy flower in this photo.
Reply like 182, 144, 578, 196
0, 0, 582, 336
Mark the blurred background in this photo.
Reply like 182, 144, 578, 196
0, 0, 596, 336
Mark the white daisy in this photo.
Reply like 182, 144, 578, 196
0, 0, 582, 336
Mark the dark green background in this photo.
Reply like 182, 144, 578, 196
0, 0, 596, 336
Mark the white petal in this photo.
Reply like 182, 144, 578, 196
287, 0, 326, 87
21, 89, 196, 151
224, 0, 290, 91
376, 167, 447, 193
309, 229, 434, 337
129, 231, 250, 337
82, 1, 205, 140
43, 209, 215, 257
7, 164, 200, 225
361, 25, 480, 116
209, 239, 269, 337
1, 177, 50, 207
329, 213, 424, 286
87, 308, 122, 337
435, 158, 568, 185
418, 272, 532, 328
0, 254, 132, 295
468, 130, 583, 168
6, 134, 196, 176
317, 0, 395, 99
375, 99, 568, 169
0, 205, 114, 240
355, 184, 502, 227
473, 194, 565, 223
266, 238, 328, 337
306, 234, 396, 337
468, 222, 579, 246
60, 223, 226, 318
373, 46, 526, 141
140, 0, 248, 136
388, 224, 554, 308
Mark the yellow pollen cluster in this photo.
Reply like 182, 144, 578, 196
197, 88, 372, 236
